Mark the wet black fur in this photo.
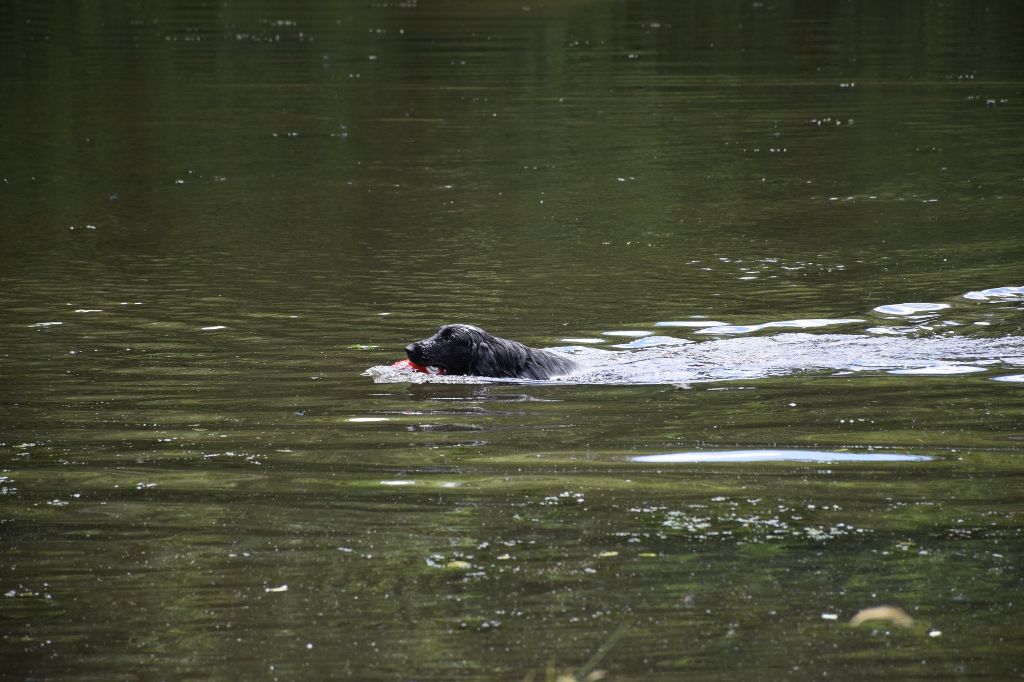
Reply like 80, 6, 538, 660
405, 324, 576, 379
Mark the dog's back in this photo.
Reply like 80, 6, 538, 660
516, 343, 577, 380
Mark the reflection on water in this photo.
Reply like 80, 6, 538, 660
2, 1, 1024, 680
632, 450, 933, 463
873, 302, 952, 316
692, 317, 866, 334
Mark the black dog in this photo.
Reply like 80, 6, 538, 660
405, 324, 577, 379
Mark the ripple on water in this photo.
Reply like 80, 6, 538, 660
611, 335, 692, 349
655, 320, 730, 328
632, 450, 933, 463
602, 330, 654, 337
363, 365, 500, 384
873, 302, 951, 316
887, 365, 987, 375
695, 318, 865, 335
963, 286, 1024, 301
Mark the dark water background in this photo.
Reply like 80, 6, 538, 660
2, 2, 1023, 679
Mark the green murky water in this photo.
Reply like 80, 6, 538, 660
2, 2, 1023, 679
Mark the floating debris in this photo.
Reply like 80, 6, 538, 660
850, 605, 914, 628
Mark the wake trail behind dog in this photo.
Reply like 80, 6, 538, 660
364, 285, 1024, 385
365, 332, 1024, 385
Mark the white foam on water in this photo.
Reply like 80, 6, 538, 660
610, 336, 692, 349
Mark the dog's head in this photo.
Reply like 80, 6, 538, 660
405, 324, 493, 375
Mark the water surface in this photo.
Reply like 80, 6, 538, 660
2, 2, 1023, 679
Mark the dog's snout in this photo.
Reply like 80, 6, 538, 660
405, 342, 424, 363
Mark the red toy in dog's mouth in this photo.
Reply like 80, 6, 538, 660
392, 359, 444, 375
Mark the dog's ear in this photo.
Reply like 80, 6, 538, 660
468, 339, 498, 376
469, 336, 529, 378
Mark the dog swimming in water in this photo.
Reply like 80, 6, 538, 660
405, 324, 577, 379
